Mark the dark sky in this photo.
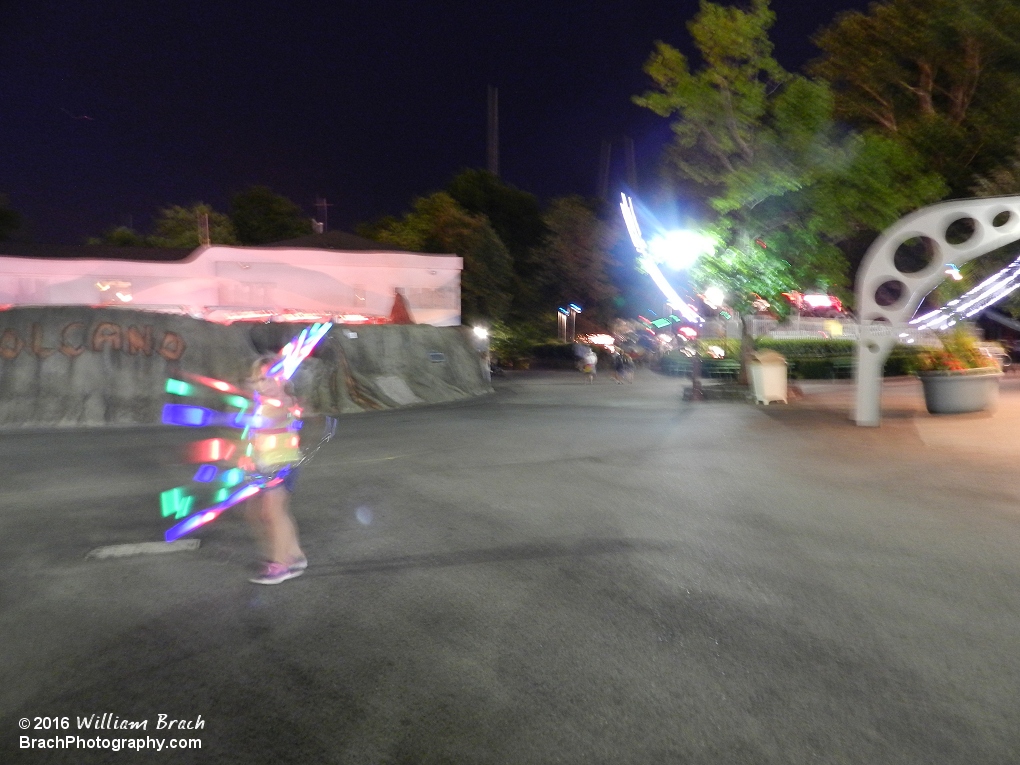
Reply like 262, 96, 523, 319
0, 0, 870, 245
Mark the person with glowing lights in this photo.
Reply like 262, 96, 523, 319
242, 354, 308, 585
160, 322, 334, 580
580, 347, 598, 384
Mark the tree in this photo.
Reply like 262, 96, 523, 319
970, 138, 1020, 197
533, 196, 618, 327
230, 186, 312, 245
446, 169, 548, 319
0, 194, 22, 241
149, 203, 238, 248
368, 192, 514, 323
87, 226, 148, 247
447, 170, 546, 258
811, 0, 1020, 195
634, 0, 944, 315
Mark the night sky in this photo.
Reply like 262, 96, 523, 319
1, 0, 870, 245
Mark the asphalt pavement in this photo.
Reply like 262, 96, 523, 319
2, 368, 1020, 764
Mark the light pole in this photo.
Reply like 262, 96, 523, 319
568, 303, 582, 342
472, 325, 490, 380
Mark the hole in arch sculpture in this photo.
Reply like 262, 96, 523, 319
855, 196, 1020, 426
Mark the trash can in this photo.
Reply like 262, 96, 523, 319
748, 350, 787, 405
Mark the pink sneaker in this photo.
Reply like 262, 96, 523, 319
249, 562, 303, 585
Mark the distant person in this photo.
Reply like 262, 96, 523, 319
243, 355, 308, 585
612, 351, 626, 383
581, 348, 598, 384
620, 352, 635, 383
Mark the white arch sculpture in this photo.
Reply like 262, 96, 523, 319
854, 196, 1020, 426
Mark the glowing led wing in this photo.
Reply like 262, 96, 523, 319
157, 323, 334, 542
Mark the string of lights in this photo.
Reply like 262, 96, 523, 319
911, 254, 1020, 331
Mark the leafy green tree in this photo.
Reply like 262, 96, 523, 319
0, 194, 22, 241
369, 192, 514, 323
150, 203, 238, 248
970, 138, 1020, 196
446, 170, 548, 319
447, 170, 546, 258
87, 226, 148, 247
355, 215, 400, 241
811, 0, 1020, 195
533, 196, 618, 326
635, 0, 944, 316
230, 185, 312, 244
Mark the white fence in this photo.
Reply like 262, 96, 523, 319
745, 316, 941, 346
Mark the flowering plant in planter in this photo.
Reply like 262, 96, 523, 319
911, 326, 998, 373
910, 326, 1002, 414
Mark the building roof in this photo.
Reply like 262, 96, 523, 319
262, 230, 412, 252
0, 230, 453, 260
0, 242, 193, 261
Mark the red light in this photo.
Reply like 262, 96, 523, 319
184, 373, 244, 396
185, 438, 237, 463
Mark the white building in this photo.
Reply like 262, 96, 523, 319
0, 232, 462, 326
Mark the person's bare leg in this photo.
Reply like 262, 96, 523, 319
245, 500, 272, 561
261, 488, 304, 564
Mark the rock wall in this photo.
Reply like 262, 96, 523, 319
0, 307, 491, 428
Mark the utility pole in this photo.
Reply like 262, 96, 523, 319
198, 211, 210, 247
315, 198, 333, 233
487, 85, 499, 177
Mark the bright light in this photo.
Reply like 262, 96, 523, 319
620, 194, 705, 325
945, 264, 963, 281
703, 286, 725, 310
472, 326, 488, 339
783, 291, 842, 313
579, 333, 615, 349
707, 345, 725, 358
648, 231, 715, 271
803, 294, 837, 309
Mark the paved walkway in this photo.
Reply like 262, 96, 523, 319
497, 367, 1020, 463
3, 367, 1020, 764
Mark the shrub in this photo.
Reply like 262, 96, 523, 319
490, 321, 550, 367
756, 337, 926, 378
530, 341, 581, 369
697, 338, 741, 358
755, 337, 855, 358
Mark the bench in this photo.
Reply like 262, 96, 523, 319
831, 358, 854, 379
660, 357, 693, 376
703, 359, 741, 379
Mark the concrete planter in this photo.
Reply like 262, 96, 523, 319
917, 367, 1003, 415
